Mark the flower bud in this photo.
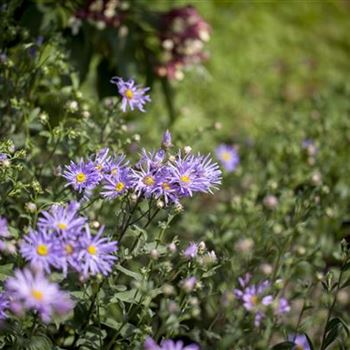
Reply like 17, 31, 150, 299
25, 202, 37, 213
161, 130, 173, 149
263, 195, 278, 210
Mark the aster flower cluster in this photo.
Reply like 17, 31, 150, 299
5, 268, 74, 323
156, 6, 211, 80
110, 76, 151, 113
20, 201, 118, 279
74, 0, 126, 31
144, 337, 199, 350
62, 131, 221, 206
234, 274, 290, 327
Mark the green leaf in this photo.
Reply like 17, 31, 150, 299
25, 335, 52, 350
0, 264, 14, 281
115, 264, 142, 281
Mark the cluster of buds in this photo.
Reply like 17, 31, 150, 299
156, 6, 211, 80
73, 0, 127, 31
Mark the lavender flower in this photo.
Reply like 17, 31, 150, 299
181, 276, 197, 292
110, 76, 151, 112
288, 334, 311, 350
161, 130, 173, 149
63, 159, 100, 193
20, 230, 62, 273
277, 297, 291, 314
101, 170, 131, 200
183, 242, 198, 259
234, 274, 273, 327
144, 337, 199, 350
77, 226, 118, 278
5, 268, 74, 323
131, 162, 158, 197
0, 216, 10, 237
93, 148, 112, 179
215, 144, 239, 172
0, 293, 9, 320
106, 154, 129, 177
38, 201, 86, 236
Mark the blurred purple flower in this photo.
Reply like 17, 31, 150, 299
5, 268, 74, 323
162, 130, 173, 149
144, 337, 199, 350
0, 293, 9, 320
288, 334, 311, 350
110, 76, 151, 112
77, 226, 118, 278
20, 230, 62, 273
183, 242, 198, 259
0, 216, 10, 238
215, 144, 239, 172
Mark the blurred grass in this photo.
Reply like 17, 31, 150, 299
141, 0, 350, 149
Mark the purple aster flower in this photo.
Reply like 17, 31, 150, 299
169, 152, 221, 197
215, 144, 239, 172
93, 148, 112, 179
144, 337, 199, 350
161, 130, 173, 149
38, 201, 86, 237
181, 276, 197, 292
101, 169, 131, 199
150, 166, 178, 205
137, 149, 166, 171
20, 230, 62, 273
234, 275, 273, 327
0, 293, 9, 320
0, 216, 10, 238
288, 334, 311, 350
77, 226, 118, 278
57, 237, 81, 276
277, 297, 291, 314
183, 242, 198, 259
62, 159, 100, 193
130, 162, 158, 197
0, 153, 8, 162
110, 76, 151, 112
5, 268, 74, 323
106, 154, 129, 178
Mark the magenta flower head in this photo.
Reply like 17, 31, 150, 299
38, 201, 86, 237
144, 337, 199, 350
110, 76, 151, 112
5, 268, 74, 323
20, 230, 62, 273
288, 334, 311, 350
63, 159, 100, 193
215, 144, 239, 172
77, 225, 118, 278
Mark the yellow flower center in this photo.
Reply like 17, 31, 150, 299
65, 244, 74, 255
57, 222, 67, 230
31, 289, 44, 301
222, 151, 232, 161
162, 182, 171, 191
124, 89, 134, 100
143, 175, 155, 186
36, 244, 48, 256
250, 295, 258, 305
180, 175, 190, 183
115, 182, 125, 192
87, 245, 97, 255
76, 172, 86, 183
96, 164, 103, 172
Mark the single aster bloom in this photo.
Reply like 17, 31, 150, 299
136, 149, 166, 172
63, 159, 100, 193
130, 162, 158, 197
0, 216, 10, 238
101, 170, 131, 200
93, 148, 112, 179
106, 154, 129, 178
38, 201, 86, 237
144, 337, 199, 350
77, 226, 118, 278
288, 334, 311, 350
5, 268, 74, 323
161, 130, 173, 149
58, 237, 81, 276
150, 166, 178, 205
0, 293, 9, 320
110, 76, 151, 112
215, 144, 239, 172
20, 230, 62, 273
183, 242, 198, 259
